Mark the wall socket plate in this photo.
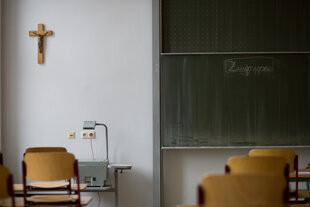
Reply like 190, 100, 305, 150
81, 130, 96, 139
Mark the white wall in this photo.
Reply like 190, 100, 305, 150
1, 0, 152, 207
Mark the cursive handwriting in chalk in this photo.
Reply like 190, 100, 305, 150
224, 57, 274, 75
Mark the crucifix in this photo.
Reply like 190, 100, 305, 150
29, 24, 53, 64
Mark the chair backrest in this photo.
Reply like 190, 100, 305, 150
249, 149, 296, 172
0, 165, 15, 206
200, 174, 287, 207
248, 148, 299, 202
25, 147, 67, 153
23, 152, 76, 181
226, 156, 288, 178
0, 165, 11, 199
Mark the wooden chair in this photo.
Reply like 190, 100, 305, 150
0, 165, 15, 207
249, 148, 298, 202
25, 147, 67, 153
198, 174, 287, 207
22, 152, 81, 206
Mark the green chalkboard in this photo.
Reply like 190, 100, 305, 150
161, 54, 310, 147
162, 0, 310, 53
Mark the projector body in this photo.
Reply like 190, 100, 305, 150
78, 159, 109, 187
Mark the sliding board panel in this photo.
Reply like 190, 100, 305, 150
161, 54, 310, 147
162, 0, 310, 53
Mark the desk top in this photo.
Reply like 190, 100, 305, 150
108, 164, 132, 170
14, 184, 88, 192
289, 169, 310, 178
0, 196, 92, 207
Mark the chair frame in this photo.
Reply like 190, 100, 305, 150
0, 152, 3, 165
198, 185, 204, 205
308, 162, 310, 207
294, 155, 299, 203
22, 153, 81, 207
7, 174, 15, 207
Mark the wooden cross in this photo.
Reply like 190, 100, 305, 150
29, 24, 53, 64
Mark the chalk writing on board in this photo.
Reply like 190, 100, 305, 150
224, 57, 274, 75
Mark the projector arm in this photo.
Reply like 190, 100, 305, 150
96, 123, 109, 161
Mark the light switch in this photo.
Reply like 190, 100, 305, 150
67, 131, 76, 139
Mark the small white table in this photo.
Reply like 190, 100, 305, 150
83, 164, 132, 207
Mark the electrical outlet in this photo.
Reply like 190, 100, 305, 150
81, 130, 96, 139
67, 131, 76, 139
